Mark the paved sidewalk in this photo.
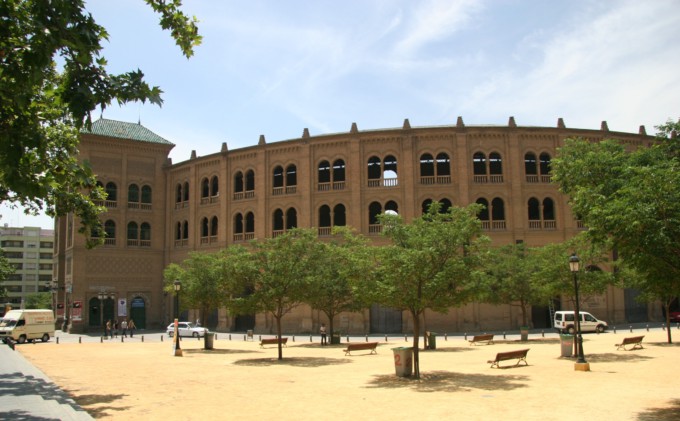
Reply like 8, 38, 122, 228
0, 342, 93, 420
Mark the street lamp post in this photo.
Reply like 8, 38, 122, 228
98, 292, 105, 336
51, 280, 58, 319
569, 253, 589, 371
173, 280, 182, 357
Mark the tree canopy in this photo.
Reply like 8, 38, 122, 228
551, 120, 680, 342
0, 0, 201, 245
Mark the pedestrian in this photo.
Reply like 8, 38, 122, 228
121, 319, 128, 337
320, 323, 327, 346
113, 319, 119, 338
105, 320, 111, 339
129, 319, 136, 337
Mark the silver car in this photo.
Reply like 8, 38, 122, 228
167, 322, 207, 338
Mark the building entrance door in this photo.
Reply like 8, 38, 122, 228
88, 297, 100, 327
370, 304, 402, 333
130, 297, 146, 329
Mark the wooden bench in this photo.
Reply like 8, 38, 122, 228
616, 335, 644, 351
259, 337, 288, 348
343, 342, 379, 356
487, 348, 530, 368
469, 334, 495, 346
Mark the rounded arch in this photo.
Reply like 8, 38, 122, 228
210, 216, 218, 236
273, 209, 284, 231
285, 207, 297, 229
491, 197, 505, 221
175, 183, 183, 203
318, 160, 331, 183
318, 204, 331, 227
201, 178, 210, 198
141, 185, 152, 203
201, 217, 209, 237
210, 175, 219, 196
420, 153, 434, 177
128, 184, 140, 202
105, 182, 118, 201
233, 213, 244, 234
385, 200, 398, 213
436, 152, 451, 176
542, 197, 555, 220
104, 220, 116, 239
245, 169, 255, 191
476, 198, 490, 221
140, 222, 151, 241
127, 221, 138, 240
233, 171, 244, 193
333, 203, 346, 226
489, 152, 503, 175
368, 201, 382, 225
528, 197, 541, 220
332, 159, 346, 182
272, 165, 284, 188
367, 156, 381, 180
524, 152, 538, 175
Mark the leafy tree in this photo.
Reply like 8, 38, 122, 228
0, 252, 14, 301
233, 229, 319, 360
552, 121, 680, 342
303, 227, 374, 339
371, 202, 488, 379
481, 243, 549, 328
24, 292, 53, 309
1, 0, 201, 245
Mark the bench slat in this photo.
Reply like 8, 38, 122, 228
615, 336, 644, 351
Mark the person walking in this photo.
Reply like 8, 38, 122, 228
320, 323, 327, 346
129, 319, 136, 338
113, 319, 119, 338
105, 320, 111, 339
121, 319, 128, 337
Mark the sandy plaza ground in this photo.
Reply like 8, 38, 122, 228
16, 327, 680, 420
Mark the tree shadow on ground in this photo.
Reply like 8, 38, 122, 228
420, 346, 477, 353
70, 392, 130, 418
233, 357, 352, 368
365, 370, 529, 393
182, 348, 259, 355
647, 341, 680, 348
636, 398, 680, 420
585, 353, 653, 363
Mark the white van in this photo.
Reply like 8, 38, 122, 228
0, 309, 55, 343
554, 310, 607, 334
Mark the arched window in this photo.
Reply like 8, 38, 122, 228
104, 220, 116, 241
234, 214, 244, 234
183, 182, 189, 202
525, 152, 538, 182
286, 208, 297, 230
539, 153, 552, 181
319, 205, 331, 228
420, 154, 435, 178
211, 176, 219, 197
273, 166, 284, 188
210, 216, 218, 237
182, 221, 189, 240
476, 198, 490, 221
176, 184, 183, 203
528, 198, 541, 229
141, 185, 152, 204
367, 156, 381, 182
105, 182, 117, 201
332, 159, 346, 183
385, 200, 398, 214
383, 155, 398, 186
140, 222, 151, 245
473, 152, 486, 176
245, 170, 255, 191
175, 222, 182, 240
234, 171, 244, 193
286, 164, 297, 191
273, 209, 284, 232
440, 199, 452, 213
201, 178, 210, 199
436, 153, 451, 178
489, 152, 503, 177
128, 184, 139, 203
245, 212, 255, 233
543, 198, 555, 221
333, 204, 346, 227
318, 161, 331, 184
368, 202, 382, 226
201, 217, 209, 238
127, 222, 138, 245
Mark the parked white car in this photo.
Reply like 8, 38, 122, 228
166, 322, 207, 338
554, 311, 608, 334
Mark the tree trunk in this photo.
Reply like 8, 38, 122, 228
276, 314, 283, 360
412, 311, 420, 379
664, 303, 673, 344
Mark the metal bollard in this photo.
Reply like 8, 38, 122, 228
79, 337, 82, 343
292, 335, 295, 342
630, 325, 633, 333
464, 332, 467, 340
244, 335, 246, 341
365, 334, 368, 342
613, 326, 616, 334
503, 332, 506, 339
346, 335, 349, 343
405, 335, 407, 342
444, 333, 447, 341
141, 336, 144, 342
100, 336, 103, 343
56, 337, 59, 344
646, 324, 649, 332
121, 336, 124, 343
541, 330, 545, 337
229, 334, 232, 340
385, 335, 388, 342
310, 335, 312, 342
662, 324, 665, 331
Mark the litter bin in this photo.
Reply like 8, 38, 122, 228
331, 333, 341, 345
559, 334, 573, 357
392, 347, 413, 377
426, 331, 437, 350
204, 332, 215, 350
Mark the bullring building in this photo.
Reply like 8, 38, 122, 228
53, 117, 657, 334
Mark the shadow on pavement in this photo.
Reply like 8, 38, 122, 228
636, 398, 680, 420
365, 370, 529, 392
586, 353, 653, 363
233, 357, 352, 368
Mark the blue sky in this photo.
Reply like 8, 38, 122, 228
1, 0, 679, 229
